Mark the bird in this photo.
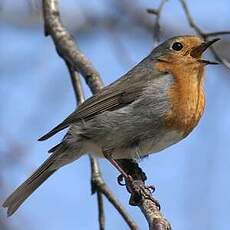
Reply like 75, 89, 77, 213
3, 35, 219, 216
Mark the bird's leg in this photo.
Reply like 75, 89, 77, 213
103, 151, 160, 208
102, 150, 130, 179
115, 159, 160, 209
118, 174, 160, 209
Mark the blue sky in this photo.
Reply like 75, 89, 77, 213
1, 1, 230, 230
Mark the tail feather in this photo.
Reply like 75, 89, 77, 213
2, 154, 58, 216
48, 142, 65, 153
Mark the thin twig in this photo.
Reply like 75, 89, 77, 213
146, 9, 158, 15
205, 31, 230, 37
65, 61, 84, 105
90, 156, 107, 230
179, 0, 230, 69
97, 192, 105, 230
179, 0, 203, 36
147, 0, 168, 42
90, 157, 138, 230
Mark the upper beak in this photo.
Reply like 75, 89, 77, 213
190, 38, 220, 58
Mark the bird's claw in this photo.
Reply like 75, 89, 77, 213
117, 174, 126, 186
117, 175, 160, 209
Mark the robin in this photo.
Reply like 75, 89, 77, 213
3, 35, 219, 216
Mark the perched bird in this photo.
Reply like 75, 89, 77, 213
3, 35, 219, 216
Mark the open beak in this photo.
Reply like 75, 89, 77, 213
190, 38, 220, 65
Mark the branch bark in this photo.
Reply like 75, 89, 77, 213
42, 0, 171, 229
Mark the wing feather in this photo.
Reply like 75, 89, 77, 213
38, 57, 164, 141
38, 84, 142, 141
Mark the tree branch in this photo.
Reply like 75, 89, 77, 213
42, 0, 171, 229
97, 191, 105, 230
65, 61, 84, 105
90, 157, 138, 229
42, 0, 103, 93
117, 160, 172, 230
147, 0, 168, 42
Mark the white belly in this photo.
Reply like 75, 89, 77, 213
142, 130, 183, 154
87, 130, 183, 159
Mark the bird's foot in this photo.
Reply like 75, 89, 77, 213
117, 174, 160, 209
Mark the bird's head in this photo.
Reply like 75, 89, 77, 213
152, 35, 219, 65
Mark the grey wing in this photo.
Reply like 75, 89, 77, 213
38, 86, 141, 141
38, 57, 164, 141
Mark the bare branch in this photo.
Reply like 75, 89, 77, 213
42, 0, 171, 229
42, 0, 103, 94
117, 160, 172, 230
179, 0, 203, 36
141, 199, 171, 230
205, 31, 230, 37
65, 61, 84, 105
179, 0, 230, 69
90, 157, 138, 230
97, 188, 105, 230
147, 0, 168, 42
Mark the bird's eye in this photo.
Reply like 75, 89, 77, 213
172, 42, 183, 51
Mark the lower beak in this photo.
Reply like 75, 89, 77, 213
190, 38, 220, 58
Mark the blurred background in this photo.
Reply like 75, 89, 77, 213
0, 0, 230, 229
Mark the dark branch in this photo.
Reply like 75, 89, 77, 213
205, 31, 230, 37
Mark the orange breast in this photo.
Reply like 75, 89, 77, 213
156, 61, 205, 137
